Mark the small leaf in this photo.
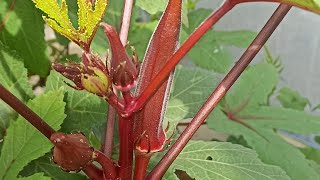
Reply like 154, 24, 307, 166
171, 141, 289, 180
0, 43, 34, 143
277, 87, 310, 110
46, 71, 107, 135
0, 90, 66, 180
32, 0, 108, 48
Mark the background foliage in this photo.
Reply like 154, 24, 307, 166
0, 0, 320, 179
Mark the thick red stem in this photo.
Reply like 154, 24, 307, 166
133, 155, 151, 180
0, 84, 55, 139
129, 0, 235, 113
83, 164, 105, 180
118, 116, 134, 179
147, 4, 291, 179
94, 150, 118, 179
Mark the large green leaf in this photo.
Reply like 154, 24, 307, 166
165, 65, 218, 134
20, 153, 88, 180
212, 31, 256, 48
46, 71, 107, 135
205, 62, 320, 179
272, 0, 320, 14
170, 140, 289, 180
0, 90, 66, 180
0, 0, 49, 76
0, 43, 33, 142
182, 9, 231, 73
208, 108, 320, 180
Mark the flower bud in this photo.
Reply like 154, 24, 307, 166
101, 23, 138, 91
50, 132, 95, 172
81, 67, 110, 96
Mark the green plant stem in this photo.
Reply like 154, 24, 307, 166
118, 116, 134, 179
0, 84, 55, 139
147, 4, 292, 179
129, 0, 235, 113
133, 154, 151, 180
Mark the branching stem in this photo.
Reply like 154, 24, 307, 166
129, 0, 235, 113
147, 4, 292, 179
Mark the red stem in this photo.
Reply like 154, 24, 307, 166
103, 106, 117, 157
133, 155, 151, 180
83, 164, 105, 180
147, 4, 292, 179
118, 116, 134, 179
129, 0, 235, 113
94, 150, 118, 179
0, 84, 55, 139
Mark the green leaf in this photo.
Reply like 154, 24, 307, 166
165, 65, 218, 134
0, 43, 34, 142
32, 0, 107, 47
212, 30, 256, 48
170, 140, 289, 180
182, 9, 231, 73
208, 108, 320, 180
0, 0, 50, 76
20, 153, 88, 180
19, 173, 51, 180
301, 147, 320, 165
136, 0, 189, 26
128, 21, 158, 60
279, 0, 320, 14
277, 87, 309, 110
0, 90, 66, 180
46, 71, 107, 135
224, 63, 279, 111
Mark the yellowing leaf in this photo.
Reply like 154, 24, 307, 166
32, 0, 108, 49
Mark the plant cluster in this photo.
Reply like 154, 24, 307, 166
0, 0, 320, 179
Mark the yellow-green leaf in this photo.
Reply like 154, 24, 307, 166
32, 0, 108, 48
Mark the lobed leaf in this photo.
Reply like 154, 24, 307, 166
32, 0, 108, 48
19, 173, 51, 180
277, 87, 310, 110
0, 90, 66, 180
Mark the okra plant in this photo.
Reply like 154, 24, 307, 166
0, 0, 320, 179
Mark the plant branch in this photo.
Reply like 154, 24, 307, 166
103, 106, 117, 157
147, 4, 292, 179
133, 154, 151, 180
94, 150, 118, 179
130, 0, 235, 113
83, 164, 106, 180
0, 84, 55, 139
119, 0, 134, 45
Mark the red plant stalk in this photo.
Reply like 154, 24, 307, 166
129, 0, 235, 113
0, 84, 55, 139
132, 0, 182, 178
147, 4, 292, 179
104, 0, 134, 157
